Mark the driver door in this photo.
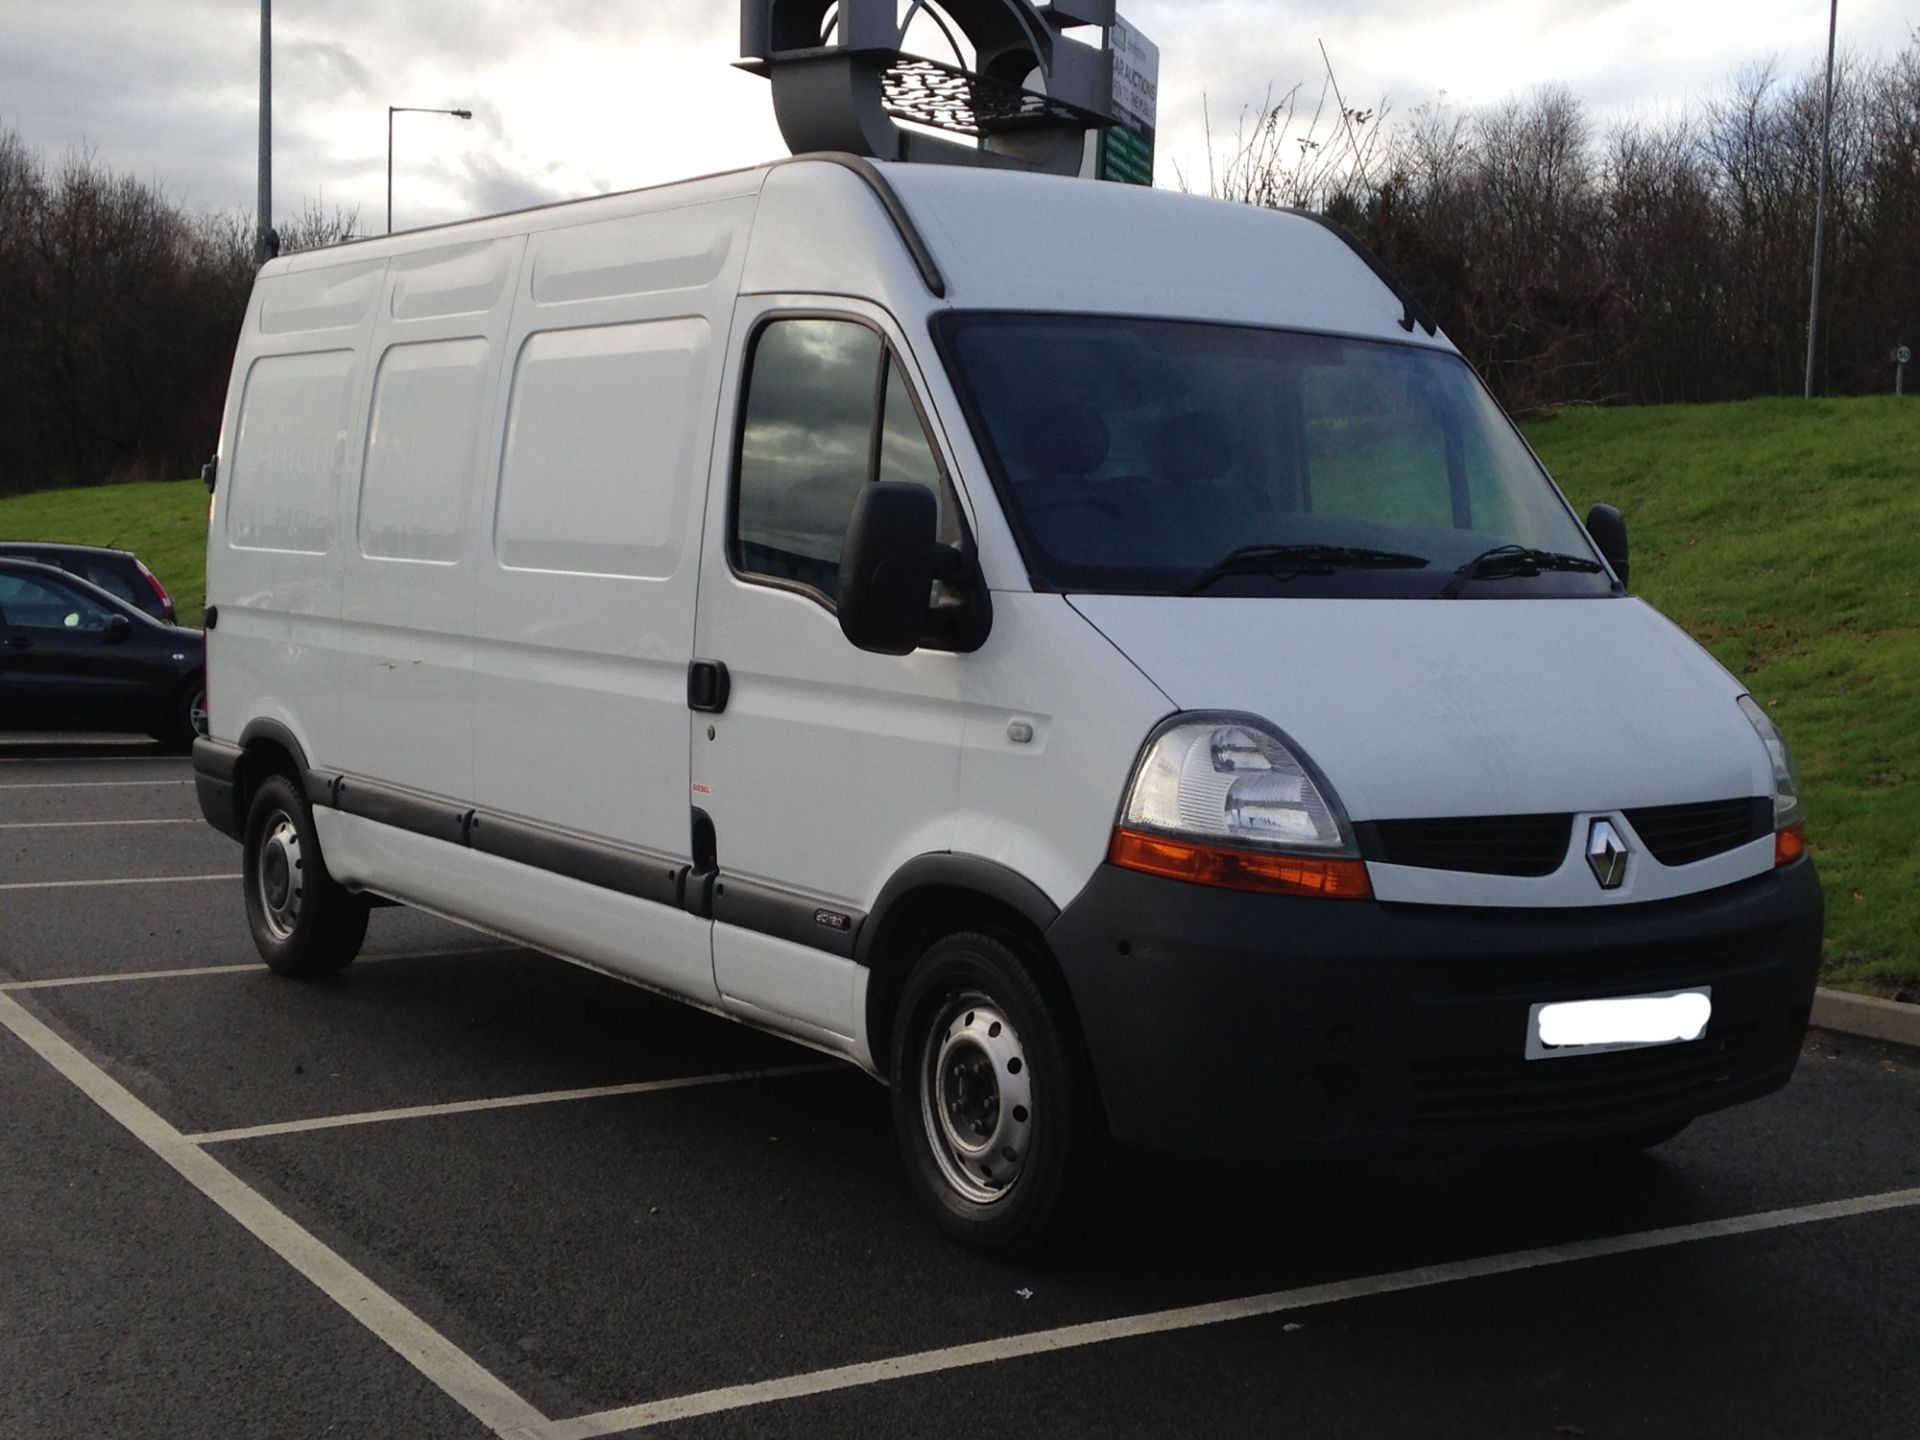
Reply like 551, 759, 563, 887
690, 297, 974, 1050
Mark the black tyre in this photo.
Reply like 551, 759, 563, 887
242, 774, 369, 978
890, 931, 1106, 1257
156, 679, 206, 751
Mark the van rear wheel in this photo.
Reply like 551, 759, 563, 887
890, 931, 1104, 1257
242, 774, 369, 978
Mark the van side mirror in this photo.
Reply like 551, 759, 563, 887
1586, 504, 1630, 589
838, 483, 946, 656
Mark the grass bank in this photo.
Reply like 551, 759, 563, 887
0, 479, 209, 627
1525, 396, 1919, 997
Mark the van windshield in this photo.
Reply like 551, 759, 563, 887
934, 313, 1613, 600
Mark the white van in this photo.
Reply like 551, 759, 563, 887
194, 156, 1823, 1254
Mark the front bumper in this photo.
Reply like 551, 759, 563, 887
192, 737, 244, 842
1046, 859, 1824, 1161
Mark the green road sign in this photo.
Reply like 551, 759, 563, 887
1097, 16, 1158, 186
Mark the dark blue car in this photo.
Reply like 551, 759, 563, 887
0, 558, 205, 747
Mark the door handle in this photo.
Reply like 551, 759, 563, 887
687, 659, 731, 715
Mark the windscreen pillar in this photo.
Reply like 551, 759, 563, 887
740, 0, 1117, 175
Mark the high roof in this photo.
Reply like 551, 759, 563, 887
871, 163, 1447, 345
265, 155, 1450, 352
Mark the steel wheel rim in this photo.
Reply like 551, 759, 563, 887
189, 689, 208, 737
257, 813, 303, 942
920, 993, 1034, 1206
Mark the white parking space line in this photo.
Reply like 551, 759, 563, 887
0, 988, 551, 1439
0, 873, 240, 892
533, 1184, 1920, 1439
0, 945, 519, 992
0, 754, 183, 765
0, 818, 198, 830
0, 779, 194, 790
186, 1063, 846, 1145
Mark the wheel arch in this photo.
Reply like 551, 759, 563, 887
859, 854, 1067, 1079
234, 718, 323, 823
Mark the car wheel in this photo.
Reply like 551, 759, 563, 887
242, 774, 370, 978
155, 679, 205, 751
890, 931, 1106, 1257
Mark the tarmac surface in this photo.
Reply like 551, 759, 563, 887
3, 736, 1918, 1440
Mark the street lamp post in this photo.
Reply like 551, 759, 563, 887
257, 0, 272, 265
387, 105, 474, 235
1805, 0, 1839, 399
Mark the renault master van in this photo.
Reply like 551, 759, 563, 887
193, 156, 1823, 1254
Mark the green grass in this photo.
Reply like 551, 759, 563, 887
3, 395, 1915, 994
1524, 396, 1920, 998
0, 479, 209, 627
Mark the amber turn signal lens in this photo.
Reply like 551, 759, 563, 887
1108, 828, 1373, 899
1775, 823, 1807, 866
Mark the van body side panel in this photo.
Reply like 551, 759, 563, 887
331, 235, 526, 802
210, 259, 387, 758
313, 809, 715, 1001
470, 197, 753, 967
949, 592, 1174, 911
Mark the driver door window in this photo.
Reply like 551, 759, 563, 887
733, 317, 955, 603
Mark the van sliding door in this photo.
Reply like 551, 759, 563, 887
468, 198, 755, 1001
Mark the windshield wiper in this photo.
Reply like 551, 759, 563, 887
1439, 545, 1606, 599
1181, 544, 1431, 596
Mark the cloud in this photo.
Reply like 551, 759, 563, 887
0, 0, 1913, 226
454, 149, 576, 218
282, 39, 379, 106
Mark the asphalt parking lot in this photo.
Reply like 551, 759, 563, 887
3, 737, 1919, 1440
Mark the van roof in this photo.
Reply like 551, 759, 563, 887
871, 162, 1444, 342
265, 155, 1448, 348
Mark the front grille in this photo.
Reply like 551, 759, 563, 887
1626, 798, 1771, 867
1358, 813, 1572, 878
1409, 1023, 1757, 1128
1441, 934, 1767, 995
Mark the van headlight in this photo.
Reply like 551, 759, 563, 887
1738, 696, 1807, 864
1109, 715, 1371, 899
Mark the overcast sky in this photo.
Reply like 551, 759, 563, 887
1, 1, 1913, 232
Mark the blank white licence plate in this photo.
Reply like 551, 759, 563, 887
1525, 988, 1713, 1061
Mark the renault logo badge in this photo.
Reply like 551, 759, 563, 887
1587, 819, 1631, 890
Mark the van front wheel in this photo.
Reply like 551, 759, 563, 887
890, 932, 1103, 1257
242, 775, 369, 978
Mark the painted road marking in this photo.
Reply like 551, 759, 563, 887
0, 754, 182, 764
532, 1185, 1920, 1438
0, 988, 549, 1438
0, 779, 195, 790
0, 873, 240, 892
186, 1063, 845, 1145
0, 818, 198, 830
0, 945, 518, 992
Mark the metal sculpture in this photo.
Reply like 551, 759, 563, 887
740, 0, 1118, 174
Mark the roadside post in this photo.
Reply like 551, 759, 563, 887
1896, 345, 1911, 396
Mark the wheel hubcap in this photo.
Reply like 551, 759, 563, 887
257, 814, 302, 941
189, 690, 208, 736
920, 996, 1034, 1206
